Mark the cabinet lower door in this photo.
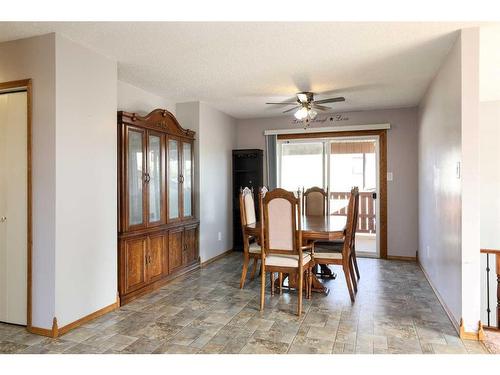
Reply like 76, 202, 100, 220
123, 237, 147, 294
183, 226, 198, 265
147, 234, 165, 282
168, 228, 183, 272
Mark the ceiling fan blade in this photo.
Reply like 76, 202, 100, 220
312, 104, 332, 111
266, 102, 298, 105
314, 97, 346, 104
283, 106, 301, 113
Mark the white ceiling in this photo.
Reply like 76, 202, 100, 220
0, 22, 488, 118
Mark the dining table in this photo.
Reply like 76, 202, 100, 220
244, 214, 347, 294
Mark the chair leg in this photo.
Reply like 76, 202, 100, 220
352, 246, 360, 280
239, 254, 250, 289
349, 255, 358, 293
343, 264, 355, 302
298, 269, 303, 316
307, 267, 312, 299
260, 264, 266, 311
270, 272, 275, 296
249, 257, 258, 280
279, 272, 283, 295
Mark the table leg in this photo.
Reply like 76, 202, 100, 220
287, 272, 329, 295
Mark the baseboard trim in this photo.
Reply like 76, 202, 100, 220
387, 255, 416, 261
418, 261, 460, 333
27, 297, 119, 338
201, 249, 233, 268
460, 319, 485, 341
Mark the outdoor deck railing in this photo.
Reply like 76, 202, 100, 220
481, 248, 500, 329
330, 191, 376, 233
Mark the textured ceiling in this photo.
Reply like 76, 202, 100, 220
0, 22, 487, 118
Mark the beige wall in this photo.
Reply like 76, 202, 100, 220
54, 35, 118, 327
418, 32, 462, 326
418, 29, 481, 332
479, 100, 500, 325
117, 80, 175, 115
236, 107, 419, 259
0, 33, 119, 329
176, 102, 236, 262
0, 34, 56, 329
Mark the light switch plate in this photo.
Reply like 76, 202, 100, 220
387, 172, 393, 181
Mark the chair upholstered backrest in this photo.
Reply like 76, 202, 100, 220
260, 188, 301, 256
239, 187, 256, 226
342, 187, 359, 257
303, 187, 328, 216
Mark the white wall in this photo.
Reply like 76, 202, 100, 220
117, 80, 175, 115
54, 35, 118, 326
418, 29, 481, 332
236, 108, 419, 259
0, 34, 56, 329
176, 102, 236, 262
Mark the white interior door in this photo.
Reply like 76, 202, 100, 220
0, 91, 28, 325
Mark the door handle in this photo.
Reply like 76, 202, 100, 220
0, 216, 6, 223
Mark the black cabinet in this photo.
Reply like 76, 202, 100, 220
232, 149, 263, 251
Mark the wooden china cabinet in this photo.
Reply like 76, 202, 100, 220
117, 109, 199, 305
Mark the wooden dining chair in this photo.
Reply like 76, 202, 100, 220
315, 188, 361, 285
312, 187, 359, 302
259, 188, 313, 316
302, 186, 329, 216
239, 187, 261, 289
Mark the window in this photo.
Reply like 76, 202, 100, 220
279, 141, 324, 191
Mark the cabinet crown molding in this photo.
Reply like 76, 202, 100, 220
118, 109, 196, 139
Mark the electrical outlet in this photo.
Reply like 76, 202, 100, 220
218, 232, 222, 241
387, 172, 393, 181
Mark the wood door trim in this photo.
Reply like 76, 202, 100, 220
277, 129, 388, 259
0, 79, 32, 330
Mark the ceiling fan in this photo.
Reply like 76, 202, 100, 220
266, 92, 345, 121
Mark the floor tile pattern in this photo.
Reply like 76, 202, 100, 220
0, 253, 489, 354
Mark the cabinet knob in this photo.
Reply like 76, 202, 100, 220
0, 216, 6, 223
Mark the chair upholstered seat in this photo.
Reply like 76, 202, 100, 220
249, 242, 261, 254
314, 242, 343, 252
313, 251, 343, 260
265, 253, 312, 268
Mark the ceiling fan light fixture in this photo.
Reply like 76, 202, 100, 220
308, 109, 317, 120
294, 106, 309, 120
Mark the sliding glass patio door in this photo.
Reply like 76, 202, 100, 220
277, 136, 380, 258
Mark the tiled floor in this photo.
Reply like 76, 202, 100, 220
0, 253, 490, 354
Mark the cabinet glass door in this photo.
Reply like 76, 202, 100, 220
182, 142, 192, 217
168, 139, 180, 220
127, 129, 145, 226
148, 133, 162, 224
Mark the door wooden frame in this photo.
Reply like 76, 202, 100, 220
0, 79, 32, 328
277, 129, 388, 259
